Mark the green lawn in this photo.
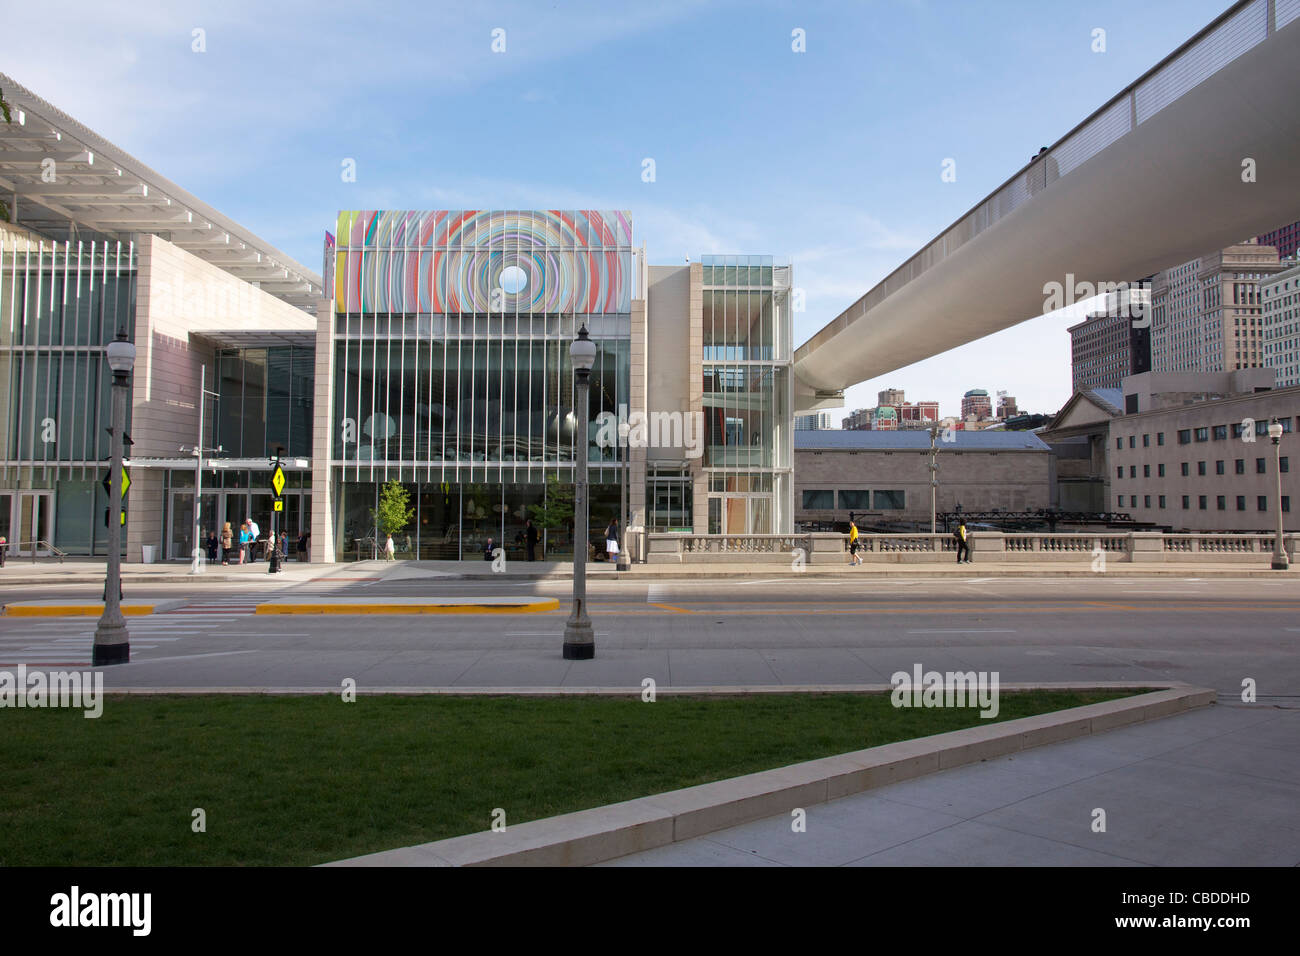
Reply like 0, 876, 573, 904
0, 691, 1133, 866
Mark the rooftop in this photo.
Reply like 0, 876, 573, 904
0, 72, 323, 312
795, 430, 1050, 452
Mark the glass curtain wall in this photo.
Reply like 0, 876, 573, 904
216, 346, 313, 457
700, 255, 792, 533
0, 239, 137, 554
329, 210, 633, 560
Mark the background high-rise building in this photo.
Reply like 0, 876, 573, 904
1256, 219, 1300, 261
794, 411, 835, 430
1151, 242, 1283, 373
962, 389, 993, 421
996, 393, 1019, 419
1068, 287, 1153, 391
1263, 261, 1300, 387
841, 390, 938, 430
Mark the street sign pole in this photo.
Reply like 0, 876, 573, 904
269, 457, 286, 574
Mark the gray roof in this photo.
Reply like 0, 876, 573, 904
1087, 388, 1125, 414
795, 430, 1050, 452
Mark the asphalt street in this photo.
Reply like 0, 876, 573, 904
2, 566, 1296, 696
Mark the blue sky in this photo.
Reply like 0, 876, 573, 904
6, 0, 1230, 417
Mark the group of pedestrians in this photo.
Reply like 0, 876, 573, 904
847, 517, 971, 565
204, 517, 298, 566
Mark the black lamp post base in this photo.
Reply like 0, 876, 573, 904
1271, 557, 1290, 570
92, 642, 130, 666
563, 641, 595, 660
562, 619, 595, 659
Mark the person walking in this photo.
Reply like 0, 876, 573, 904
247, 517, 261, 562
384, 533, 396, 560
221, 522, 234, 565
524, 518, 539, 562
954, 519, 971, 564
605, 518, 620, 564
206, 531, 219, 565
296, 531, 309, 562
848, 519, 862, 566
238, 521, 250, 565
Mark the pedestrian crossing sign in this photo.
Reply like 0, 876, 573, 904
274, 500, 283, 511
271, 464, 286, 497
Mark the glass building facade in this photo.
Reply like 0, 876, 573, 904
326, 210, 634, 560
216, 346, 314, 458
0, 238, 137, 555
700, 255, 792, 533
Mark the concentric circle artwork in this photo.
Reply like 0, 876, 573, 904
333, 210, 633, 315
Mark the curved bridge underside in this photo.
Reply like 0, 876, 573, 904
794, 1, 1300, 400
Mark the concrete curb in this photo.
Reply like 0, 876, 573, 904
2, 566, 1296, 585
3, 604, 156, 617
93, 681, 1172, 695
254, 598, 559, 615
319, 682, 1214, 867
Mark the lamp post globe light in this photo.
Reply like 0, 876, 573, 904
563, 325, 598, 660
94, 328, 136, 667
1269, 419, 1289, 571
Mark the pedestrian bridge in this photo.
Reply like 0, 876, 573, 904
794, 0, 1300, 404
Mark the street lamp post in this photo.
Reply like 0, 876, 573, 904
617, 420, 630, 571
929, 425, 939, 535
94, 328, 135, 667
1269, 419, 1288, 571
187, 365, 221, 575
563, 325, 597, 660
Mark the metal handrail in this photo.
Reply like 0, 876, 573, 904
0, 540, 67, 564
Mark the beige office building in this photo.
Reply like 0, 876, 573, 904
1109, 381, 1298, 532
1262, 261, 1300, 387
1151, 243, 1283, 374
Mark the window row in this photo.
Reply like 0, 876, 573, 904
801, 489, 905, 511
1119, 494, 1291, 512
1116, 457, 1289, 478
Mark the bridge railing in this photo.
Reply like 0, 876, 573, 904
641, 531, 1298, 565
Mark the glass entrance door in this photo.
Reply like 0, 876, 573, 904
12, 492, 54, 556
168, 491, 220, 560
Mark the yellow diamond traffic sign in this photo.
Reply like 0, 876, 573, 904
102, 467, 130, 498
271, 464, 286, 497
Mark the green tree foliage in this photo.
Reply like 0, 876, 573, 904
371, 480, 414, 537
528, 474, 573, 531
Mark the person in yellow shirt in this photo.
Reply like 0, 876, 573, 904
848, 520, 862, 566
954, 519, 971, 564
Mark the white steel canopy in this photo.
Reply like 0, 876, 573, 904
0, 72, 322, 312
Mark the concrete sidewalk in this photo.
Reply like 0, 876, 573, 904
0, 557, 1293, 585
600, 703, 1300, 866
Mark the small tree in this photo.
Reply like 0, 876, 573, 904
371, 480, 414, 537
528, 475, 574, 552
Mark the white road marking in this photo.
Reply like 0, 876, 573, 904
123, 650, 260, 664
906, 628, 1018, 634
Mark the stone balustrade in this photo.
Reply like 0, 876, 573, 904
640, 531, 1299, 565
